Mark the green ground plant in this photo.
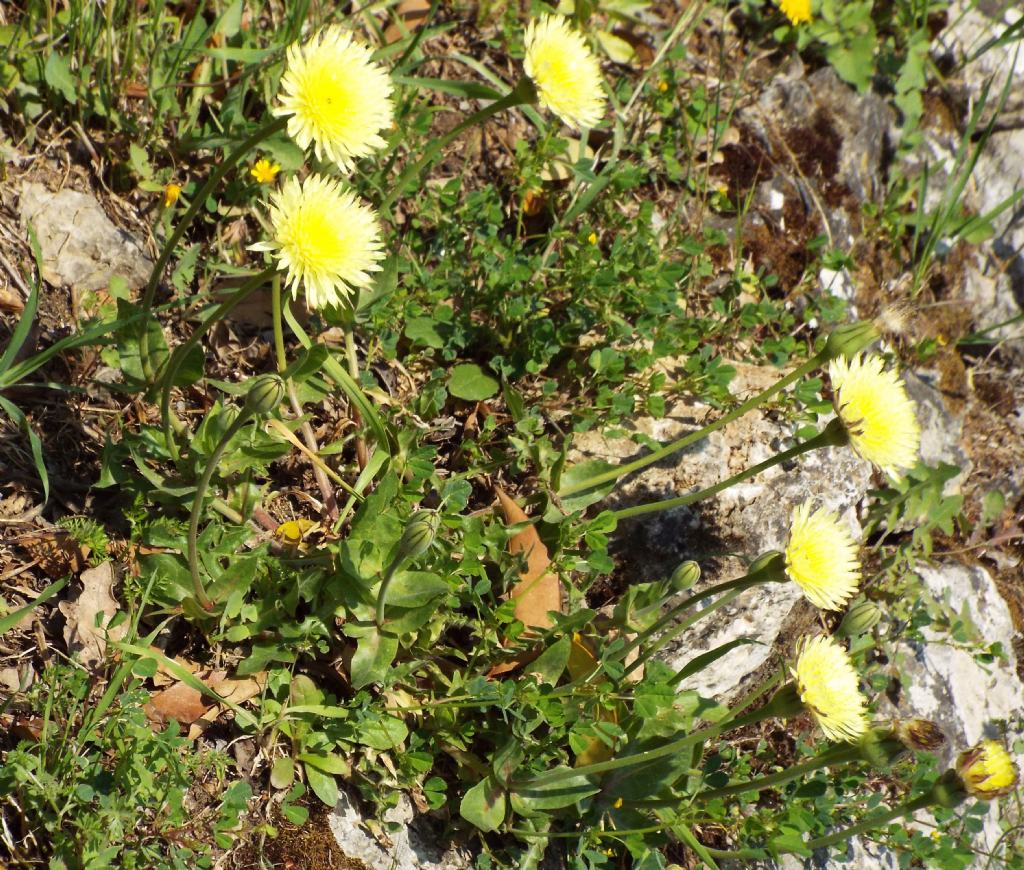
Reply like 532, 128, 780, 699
1, 0, 1022, 868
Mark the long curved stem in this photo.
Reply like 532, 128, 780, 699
141, 117, 287, 376
611, 418, 849, 521
804, 791, 936, 851
187, 409, 254, 610
559, 353, 827, 498
160, 268, 276, 456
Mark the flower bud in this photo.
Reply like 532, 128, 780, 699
396, 509, 439, 563
835, 600, 882, 638
244, 374, 286, 416
670, 560, 700, 591
895, 719, 946, 753
822, 321, 879, 361
955, 740, 1019, 800
857, 730, 908, 767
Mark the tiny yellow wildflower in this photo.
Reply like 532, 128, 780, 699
251, 158, 281, 184
956, 741, 1019, 800
784, 501, 861, 611
612, 797, 623, 808
792, 635, 868, 743
524, 14, 606, 130
274, 26, 394, 172
163, 183, 182, 208
588, 231, 598, 245
829, 353, 921, 476
779, 0, 812, 25
658, 80, 669, 93
250, 173, 384, 311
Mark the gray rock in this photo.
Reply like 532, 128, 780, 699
18, 181, 152, 293
572, 364, 874, 699
329, 791, 472, 870
903, 370, 971, 489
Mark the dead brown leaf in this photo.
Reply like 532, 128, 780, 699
58, 561, 125, 668
384, 0, 431, 44
145, 665, 266, 739
495, 487, 562, 630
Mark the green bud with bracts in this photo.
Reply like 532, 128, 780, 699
245, 373, 286, 416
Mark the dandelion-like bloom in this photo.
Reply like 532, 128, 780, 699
779, 0, 812, 25
163, 183, 182, 208
784, 501, 861, 610
274, 26, 394, 172
829, 353, 920, 477
524, 15, 606, 130
251, 158, 281, 184
956, 741, 1019, 800
250, 174, 384, 310
792, 635, 868, 742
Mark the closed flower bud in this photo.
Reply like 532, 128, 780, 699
857, 729, 908, 767
835, 600, 882, 638
396, 509, 439, 563
245, 374, 286, 415
956, 740, 1019, 800
895, 719, 946, 753
670, 560, 700, 591
822, 321, 879, 361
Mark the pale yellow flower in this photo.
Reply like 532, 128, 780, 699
792, 635, 868, 742
250, 174, 384, 310
957, 741, 1019, 800
829, 353, 920, 477
524, 15, 606, 130
251, 158, 281, 184
785, 501, 861, 611
779, 0, 812, 25
163, 183, 182, 208
274, 26, 394, 171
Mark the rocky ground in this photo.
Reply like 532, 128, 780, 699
1, 1, 1023, 867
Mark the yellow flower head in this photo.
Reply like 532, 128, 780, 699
792, 635, 868, 743
829, 353, 920, 477
784, 501, 861, 611
163, 183, 182, 208
250, 174, 384, 311
274, 26, 394, 172
779, 0, 812, 25
524, 15, 606, 130
251, 158, 281, 184
957, 740, 1019, 800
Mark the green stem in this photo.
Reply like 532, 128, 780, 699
375, 558, 403, 629
613, 562, 784, 672
621, 575, 784, 680
559, 353, 826, 498
804, 791, 937, 851
141, 117, 287, 376
379, 77, 537, 215
611, 418, 849, 521
160, 268, 275, 456
518, 700, 777, 788
692, 744, 861, 804
271, 276, 287, 373
187, 409, 254, 610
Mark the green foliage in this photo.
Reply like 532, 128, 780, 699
0, 663, 237, 868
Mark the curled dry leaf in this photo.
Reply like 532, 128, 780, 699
146, 665, 266, 740
57, 561, 125, 668
495, 487, 562, 631
384, 0, 431, 44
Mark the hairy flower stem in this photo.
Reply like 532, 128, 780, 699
559, 354, 825, 498
379, 77, 538, 215
271, 277, 287, 373
140, 117, 288, 379
610, 418, 850, 521
161, 268, 277, 457
692, 744, 862, 804
519, 702, 778, 788
804, 791, 938, 851
344, 327, 369, 471
616, 566, 785, 679
187, 409, 254, 610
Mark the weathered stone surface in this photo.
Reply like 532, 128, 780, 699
330, 792, 472, 870
572, 364, 874, 699
904, 370, 971, 489
18, 181, 152, 293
